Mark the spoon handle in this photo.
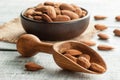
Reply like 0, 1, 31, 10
38, 42, 54, 54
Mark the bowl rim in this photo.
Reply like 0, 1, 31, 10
21, 7, 90, 24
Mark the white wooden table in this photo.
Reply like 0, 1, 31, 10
0, 0, 120, 80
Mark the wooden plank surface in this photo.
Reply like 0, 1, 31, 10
0, 0, 120, 80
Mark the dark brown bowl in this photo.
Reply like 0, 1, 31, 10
20, 8, 90, 41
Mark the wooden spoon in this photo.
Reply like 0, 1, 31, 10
17, 34, 107, 74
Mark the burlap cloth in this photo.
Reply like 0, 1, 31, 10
0, 18, 96, 43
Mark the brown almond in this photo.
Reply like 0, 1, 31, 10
55, 8, 61, 15
46, 6, 56, 19
79, 54, 90, 61
33, 11, 42, 16
98, 33, 109, 40
63, 49, 82, 56
42, 14, 53, 22
25, 62, 44, 71
77, 57, 91, 69
115, 15, 120, 21
53, 15, 70, 22
44, 1, 55, 6
94, 24, 108, 31
64, 54, 77, 62
35, 6, 48, 12
24, 8, 35, 16
94, 15, 107, 20
80, 40, 96, 46
60, 3, 75, 11
89, 63, 106, 73
34, 16, 42, 20
81, 10, 87, 17
61, 10, 79, 19
27, 15, 34, 19
113, 29, 120, 36
97, 44, 114, 51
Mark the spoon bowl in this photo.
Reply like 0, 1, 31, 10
17, 34, 107, 74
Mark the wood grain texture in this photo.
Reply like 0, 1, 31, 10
0, 0, 120, 80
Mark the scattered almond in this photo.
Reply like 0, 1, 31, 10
94, 24, 108, 31
115, 15, 120, 21
25, 62, 44, 71
94, 15, 107, 20
98, 33, 109, 40
113, 29, 120, 36
63, 49, 82, 56
97, 44, 114, 51
77, 57, 91, 68
80, 40, 96, 46
89, 63, 106, 73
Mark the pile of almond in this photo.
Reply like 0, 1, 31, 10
24, 2, 87, 22
63, 49, 105, 73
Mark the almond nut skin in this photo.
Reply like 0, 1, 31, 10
25, 62, 44, 71
79, 54, 90, 61
80, 40, 96, 46
97, 44, 114, 51
24, 8, 35, 17
64, 54, 77, 62
113, 29, 120, 36
34, 16, 42, 20
89, 63, 106, 73
94, 15, 107, 20
63, 49, 82, 56
60, 3, 75, 11
42, 14, 53, 22
94, 24, 108, 31
115, 15, 120, 21
53, 15, 70, 22
46, 6, 56, 19
61, 10, 79, 19
77, 57, 91, 69
98, 33, 109, 40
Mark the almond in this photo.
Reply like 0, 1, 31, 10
33, 11, 42, 16
64, 54, 77, 62
42, 14, 53, 22
74, 8, 83, 17
94, 15, 107, 20
63, 49, 82, 56
44, 1, 55, 6
113, 29, 120, 36
25, 62, 44, 71
81, 10, 87, 17
79, 54, 90, 61
24, 8, 35, 16
77, 57, 91, 68
115, 15, 120, 21
89, 63, 106, 73
55, 8, 61, 15
97, 44, 114, 51
60, 3, 75, 11
97, 33, 109, 40
61, 10, 79, 19
34, 16, 42, 20
27, 15, 34, 19
53, 15, 70, 22
46, 6, 56, 19
94, 24, 108, 31
80, 40, 96, 46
